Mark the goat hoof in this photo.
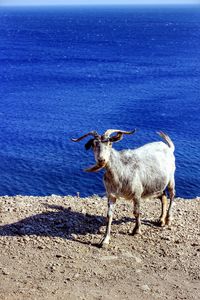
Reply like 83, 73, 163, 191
159, 219, 166, 227
166, 217, 172, 226
99, 242, 109, 249
132, 228, 141, 235
99, 238, 109, 249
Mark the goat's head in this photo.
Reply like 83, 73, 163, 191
71, 129, 136, 172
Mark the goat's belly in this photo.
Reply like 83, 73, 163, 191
104, 180, 132, 200
111, 184, 136, 200
142, 190, 164, 199
141, 181, 167, 199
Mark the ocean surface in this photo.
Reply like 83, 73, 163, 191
0, 5, 199, 198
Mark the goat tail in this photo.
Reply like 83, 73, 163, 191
157, 131, 175, 152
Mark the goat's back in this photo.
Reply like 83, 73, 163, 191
133, 141, 175, 196
104, 141, 175, 199
117, 141, 175, 198
131, 141, 175, 171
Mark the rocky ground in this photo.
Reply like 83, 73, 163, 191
0, 195, 199, 300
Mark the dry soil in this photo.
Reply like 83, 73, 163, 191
0, 195, 199, 300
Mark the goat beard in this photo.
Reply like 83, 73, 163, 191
84, 162, 106, 172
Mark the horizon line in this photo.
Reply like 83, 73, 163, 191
1, 3, 200, 7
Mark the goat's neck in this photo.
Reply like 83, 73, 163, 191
106, 148, 122, 174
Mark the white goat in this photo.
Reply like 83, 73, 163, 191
72, 129, 175, 247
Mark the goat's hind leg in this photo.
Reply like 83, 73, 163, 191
132, 199, 142, 235
159, 191, 168, 227
166, 180, 175, 226
100, 195, 116, 248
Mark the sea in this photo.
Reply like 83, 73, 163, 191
0, 5, 199, 198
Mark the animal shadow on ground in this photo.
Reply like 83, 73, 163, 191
0, 204, 159, 246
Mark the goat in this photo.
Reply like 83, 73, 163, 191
72, 129, 176, 247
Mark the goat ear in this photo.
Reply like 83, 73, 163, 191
109, 133, 123, 143
85, 139, 94, 150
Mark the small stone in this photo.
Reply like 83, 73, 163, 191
2, 269, 9, 275
71, 234, 77, 240
134, 255, 142, 263
141, 284, 150, 292
50, 266, 56, 272
64, 277, 71, 282
38, 245, 44, 250
174, 240, 180, 244
74, 273, 80, 279
55, 254, 63, 258
81, 208, 86, 215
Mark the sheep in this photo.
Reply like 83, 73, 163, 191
72, 129, 176, 247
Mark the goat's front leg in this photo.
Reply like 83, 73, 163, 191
132, 199, 141, 235
100, 195, 116, 248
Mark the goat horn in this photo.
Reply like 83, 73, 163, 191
71, 131, 99, 142
103, 129, 136, 138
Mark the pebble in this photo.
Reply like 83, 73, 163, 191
2, 269, 9, 275
140, 284, 151, 292
134, 256, 142, 264
74, 273, 80, 279
38, 245, 45, 250
55, 254, 63, 258
81, 208, 86, 215
64, 277, 71, 282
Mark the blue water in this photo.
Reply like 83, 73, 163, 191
0, 6, 199, 198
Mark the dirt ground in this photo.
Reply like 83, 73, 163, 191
0, 195, 199, 300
